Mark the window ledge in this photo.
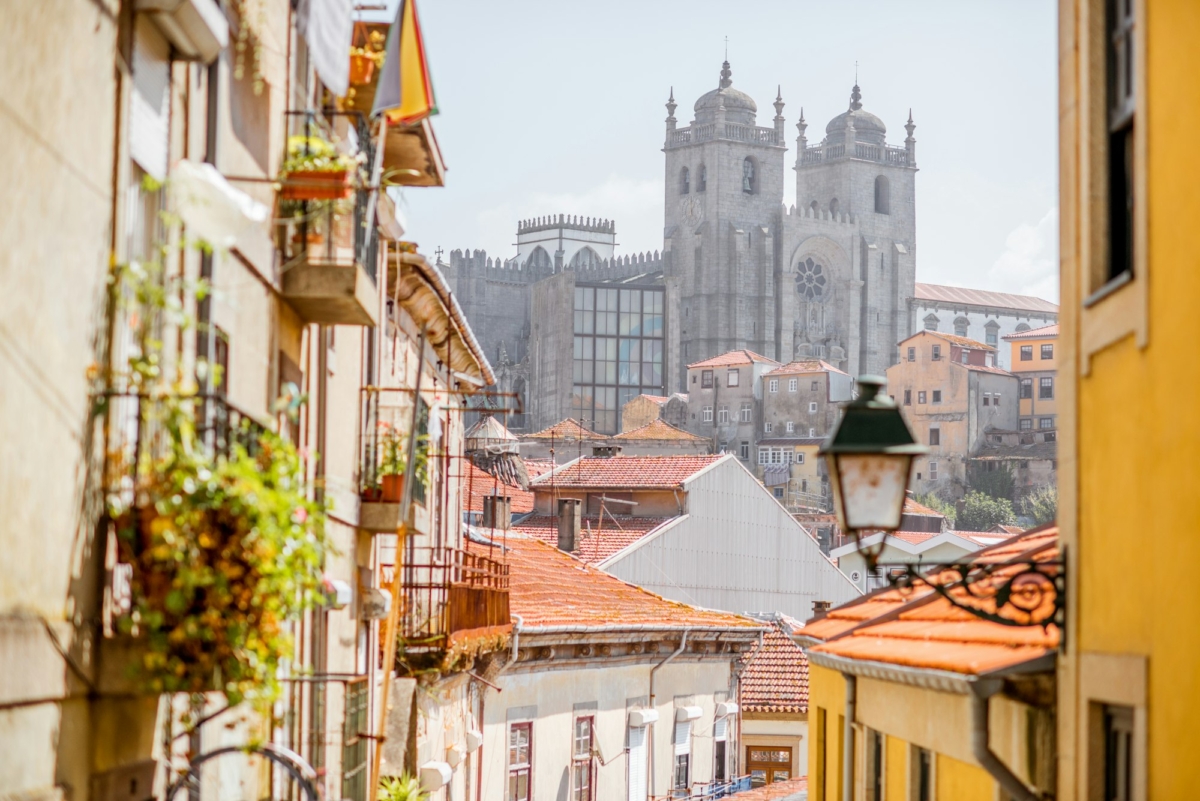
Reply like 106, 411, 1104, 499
1083, 269, 1133, 308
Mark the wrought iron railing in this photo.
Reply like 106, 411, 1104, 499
691, 776, 752, 800
358, 387, 430, 504
381, 546, 510, 655
281, 110, 378, 284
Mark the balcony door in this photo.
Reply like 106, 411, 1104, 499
747, 746, 792, 787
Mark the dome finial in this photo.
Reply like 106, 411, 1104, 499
719, 59, 733, 90
849, 83, 863, 111
666, 87, 677, 121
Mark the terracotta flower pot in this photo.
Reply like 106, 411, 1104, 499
361, 487, 382, 503
349, 54, 376, 86
280, 169, 352, 201
381, 474, 405, 503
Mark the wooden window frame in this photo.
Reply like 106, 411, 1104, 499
746, 745, 793, 788
1080, 652, 1147, 801
727, 369, 740, 387
509, 721, 533, 801
572, 716, 595, 801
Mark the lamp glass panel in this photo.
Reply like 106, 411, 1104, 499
831, 453, 912, 531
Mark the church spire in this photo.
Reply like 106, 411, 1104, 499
666, 87, 677, 120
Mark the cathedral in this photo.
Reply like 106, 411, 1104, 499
664, 60, 916, 383
444, 60, 920, 432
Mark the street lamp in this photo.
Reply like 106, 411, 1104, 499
820, 376, 928, 569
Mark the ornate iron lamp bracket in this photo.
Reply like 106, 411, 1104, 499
883, 558, 1066, 631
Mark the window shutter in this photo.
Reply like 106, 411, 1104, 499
673, 721, 691, 756
627, 725, 648, 801
130, 18, 171, 181
713, 718, 728, 742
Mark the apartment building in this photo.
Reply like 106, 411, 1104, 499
684, 350, 781, 461
886, 331, 1018, 498
1003, 323, 1058, 435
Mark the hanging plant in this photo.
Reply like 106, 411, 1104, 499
102, 245, 330, 707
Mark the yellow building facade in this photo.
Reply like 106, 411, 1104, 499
1004, 324, 1059, 433
1057, 0, 1200, 798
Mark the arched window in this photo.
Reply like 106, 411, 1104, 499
569, 247, 602, 270
1015, 322, 1032, 333
874, 175, 891, 214
984, 320, 1001, 348
525, 246, 553, 272
924, 313, 939, 331
698, 164, 707, 192
742, 157, 756, 194
809, 200, 819, 215
954, 317, 970, 337
680, 167, 690, 194
829, 198, 840, 217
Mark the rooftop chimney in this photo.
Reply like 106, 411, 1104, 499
482, 496, 512, 530
812, 600, 832, 618
591, 445, 623, 458
557, 498, 582, 553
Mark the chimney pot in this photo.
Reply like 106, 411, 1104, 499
557, 498, 582, 552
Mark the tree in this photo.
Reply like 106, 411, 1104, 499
957, 491, 1017, 531
1022, 484, 1058, 526
914, 492, 956, 529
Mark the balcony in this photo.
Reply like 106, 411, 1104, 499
690, 776, 752, 800
279, 111, 380, 327
358, 387, 431, 533
666, 122, 782, 149
379, 545, 511, 671
800, 140, 912, 167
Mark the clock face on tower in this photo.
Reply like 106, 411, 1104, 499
680, 195, 703, 228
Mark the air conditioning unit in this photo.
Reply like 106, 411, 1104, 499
675, 706, 703, 722
628, 708, 659, 727
420, 762, 453, 790
715, 702, 739, 718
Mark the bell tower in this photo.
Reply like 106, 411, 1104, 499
663, 61, 788, 383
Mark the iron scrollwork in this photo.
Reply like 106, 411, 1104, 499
883, 558, 1065, 630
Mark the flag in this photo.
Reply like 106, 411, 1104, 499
371, 0, 438, 125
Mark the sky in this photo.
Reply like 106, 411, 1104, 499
370, 0, 1060, 302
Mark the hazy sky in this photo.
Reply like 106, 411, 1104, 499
370, 0, 1059, 301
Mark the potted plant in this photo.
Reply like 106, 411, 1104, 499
379, 774, 427, 801
375, 423, 429, 503
349, 31, 386, 86
279, 134, 359, 201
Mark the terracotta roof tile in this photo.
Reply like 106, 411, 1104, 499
890, 530, 941, 545
739, 621, 809, 713
687, 349, 780, 369
965, 363, 1014, 376
764, 359, 849, 376
725, 777, 808, 800
613, 419, 708, 442
522, 459, 557, 479
915, 283, 1060, 314
808, 526, 1060, 675
533, 454, 727, 489
1002, 323, 1059, 340
476, 536, 761, 631
462, 461, 534, 514
903, 497, 943, 517
524, 418, 605, 440
511, 515, 677, 564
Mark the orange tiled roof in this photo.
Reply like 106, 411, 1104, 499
764, 359, 848, 376
891, 530, 941, 546
914, 282, 1060, 314
636, 394, 671, 404
740, 621, 809, 713
808, 526, 1060, 676
903, 497, 943, 517
462, 461, 534, 514
725, 777, 808, 801
481, 536, 761, 631
687, 349, 780, 369
533, 454, 727, 489
523, 458, 557, 479
965, 363, 1014, 376
511, 515, 678, 564
1002, 323, 1059, 340
524, 418, 604, 440
613, 419, 707, 442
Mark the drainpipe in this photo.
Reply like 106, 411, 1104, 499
842, 674, 855, 801
970, 680, 1040, 801
649, 630, 690, 801
510, 615, 524, 663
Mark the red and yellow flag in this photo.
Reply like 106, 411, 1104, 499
371, 0, 438, 125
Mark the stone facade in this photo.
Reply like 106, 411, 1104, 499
760, 360, 854, 441
664, 64, 919, 385
911, 283, 1059, 370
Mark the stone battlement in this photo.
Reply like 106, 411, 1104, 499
447, 247, 663, 284
518, 214, 616, 235
782, 203, 859, 225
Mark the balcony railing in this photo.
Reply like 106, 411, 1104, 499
666, 123, 781, 148
380, 545, 510, 659
279, 110, 380, 326
800, 140, 912, 167
690, 776, 752, 800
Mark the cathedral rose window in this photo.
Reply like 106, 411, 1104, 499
795, 257, 827, 300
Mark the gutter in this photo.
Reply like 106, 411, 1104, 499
970, 680, 1042, 801
842, 674, 855, 801
510, 615, 524, 664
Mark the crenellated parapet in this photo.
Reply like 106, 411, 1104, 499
518, 215, 616, 235
782, 203, 860, 226
447, 246, 663, 281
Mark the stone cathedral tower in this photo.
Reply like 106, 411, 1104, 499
664, 63, 917, 384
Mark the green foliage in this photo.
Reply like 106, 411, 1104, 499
1022, 484, 1058, 526
281, 135, 360, 174
957, 491, 1017, 532
966, 461, 1016, 501
913, 492, 956, 528
379, 775, 427, 801
104, 253, 329, 707
377, 422, 429, 488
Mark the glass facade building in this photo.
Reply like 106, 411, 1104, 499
572, 284, 666, 434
